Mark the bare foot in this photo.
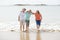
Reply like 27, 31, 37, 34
23, 30, 28, 32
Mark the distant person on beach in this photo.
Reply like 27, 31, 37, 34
18, 8, 26, 31
33, 10, 42, 31
25, 10, 32, 32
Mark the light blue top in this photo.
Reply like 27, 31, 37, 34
25, 12, 32, 20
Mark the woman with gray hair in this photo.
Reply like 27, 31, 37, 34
18, 8, 26, 31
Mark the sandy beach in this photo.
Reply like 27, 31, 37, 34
0, 31, 60, 40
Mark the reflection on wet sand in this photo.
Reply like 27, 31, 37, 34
25, 32, 29, 40
20, 31, 30, 40
36, 31, 41, 40
20, 31, 41, 40
20, 31, 25, 40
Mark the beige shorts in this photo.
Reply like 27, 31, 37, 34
20, 20, 25, 25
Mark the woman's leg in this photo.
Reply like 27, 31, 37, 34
36, 20, 41, 31
23, 24, 24, 31
25, 20, 29, 32
20, 21, 23, 31
22, 20, 25, 31
37, 25, 40, 30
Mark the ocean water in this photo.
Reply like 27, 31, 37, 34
0, 6, 60, 31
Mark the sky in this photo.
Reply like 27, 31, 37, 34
0, 0, 60, 5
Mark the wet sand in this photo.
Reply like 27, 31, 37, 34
0, 31, 60, 40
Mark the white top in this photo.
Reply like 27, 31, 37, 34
19, 11, 26, 21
